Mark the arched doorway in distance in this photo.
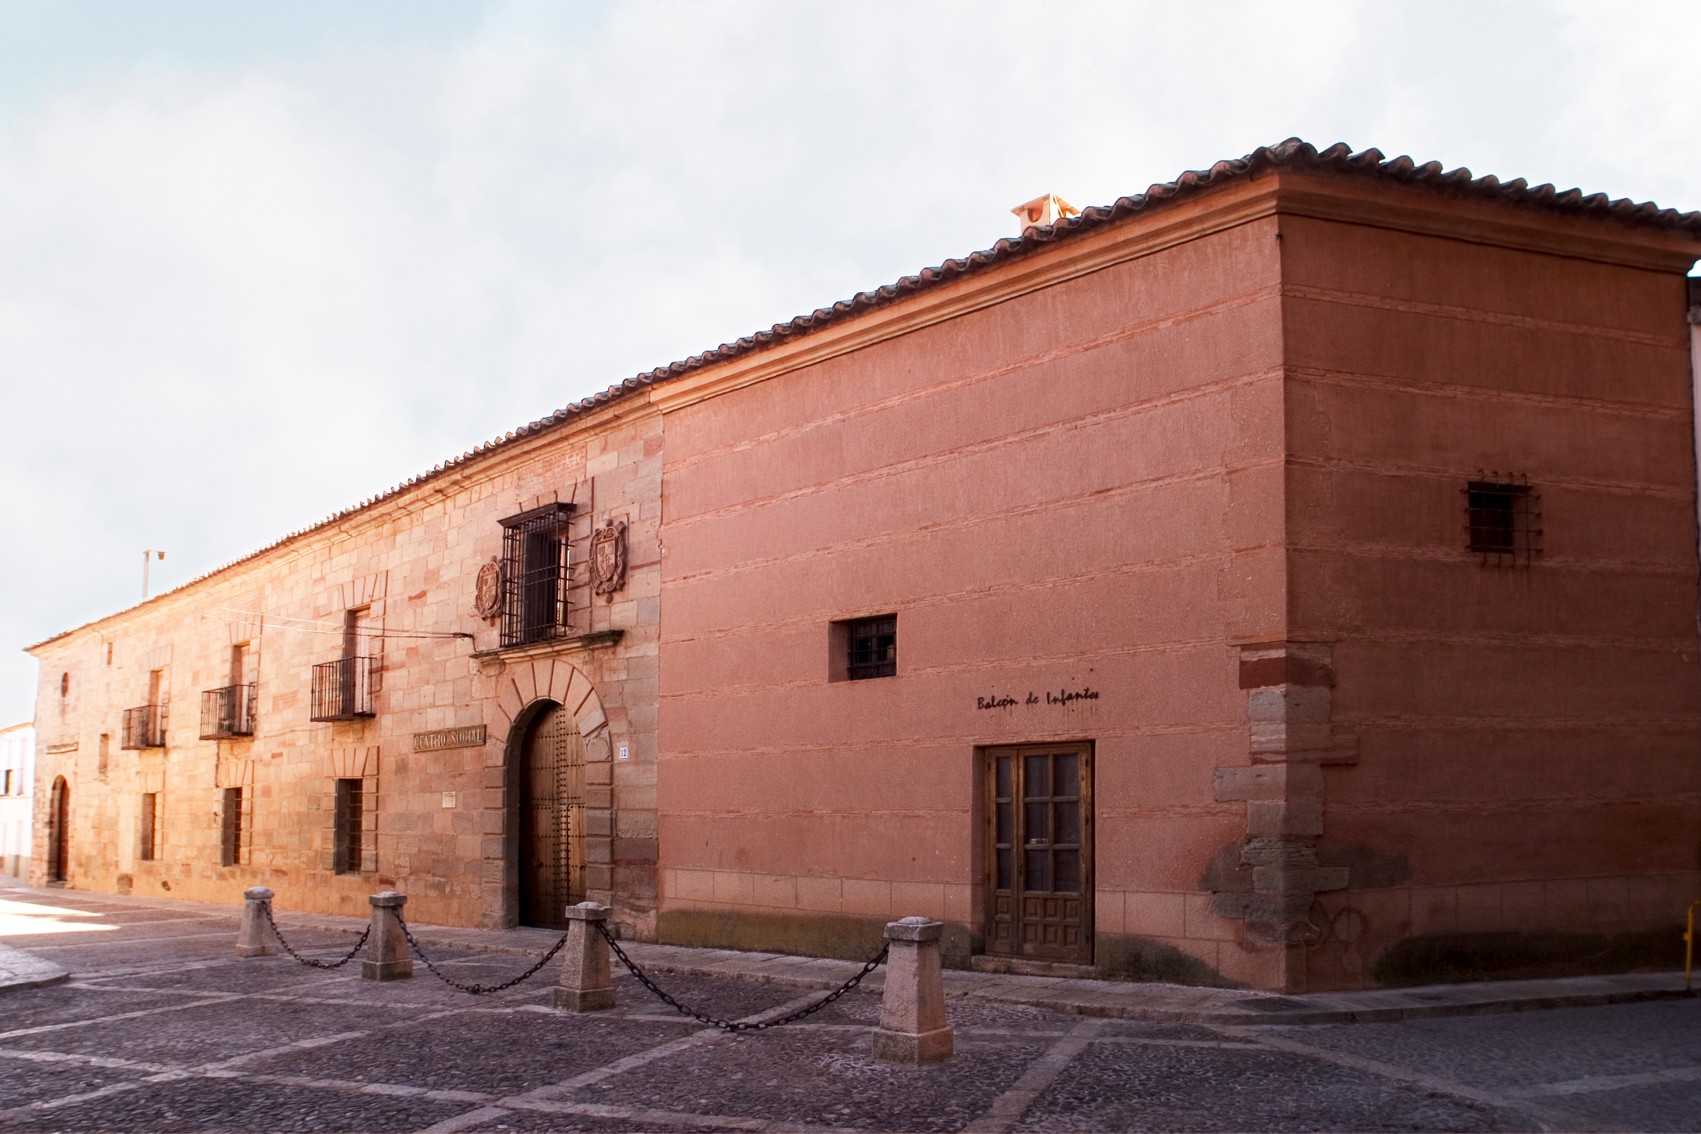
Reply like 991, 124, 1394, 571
510, 701, 586, 930
46, 776, 69, 884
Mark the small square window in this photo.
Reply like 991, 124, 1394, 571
1466, 479, 1540, 565
840, 615, 897, 681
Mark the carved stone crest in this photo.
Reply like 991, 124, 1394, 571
590, 519, 628, 596
474, 557, 503, 622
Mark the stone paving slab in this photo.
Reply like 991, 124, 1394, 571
0, 1076, 476, 1133
589, 1025, 1052, 1133
1008, 1033, 1539, 1133
0, 940, 68, 992
242, 1010, 699, 1095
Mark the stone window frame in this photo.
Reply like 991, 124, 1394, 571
327, 746, 379, 875
498, 503, 578, 648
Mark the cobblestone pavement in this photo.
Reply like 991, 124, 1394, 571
1, 887, 1698, 1132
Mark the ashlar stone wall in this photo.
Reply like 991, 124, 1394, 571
29, 401, 663, 937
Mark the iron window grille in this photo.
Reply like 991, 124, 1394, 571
121, 703, 167, 749
199, 684, 257, 739
846, 615, 897, 680
499, 503, 577, 648
220, 787, 243, 867
310, 657, 375, 721
333, 777, 364, 874
1465, 477, 1540, 566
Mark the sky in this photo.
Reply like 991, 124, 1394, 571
2, 0, 1699, 727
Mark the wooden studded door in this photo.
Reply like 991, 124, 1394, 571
47, 776, 69, 883
518, 704, 586, 929
984, 743, 1093, 963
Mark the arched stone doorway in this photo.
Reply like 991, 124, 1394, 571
495, 658, 614, 930
516, 702, 585, 930
46, 776, 69, 883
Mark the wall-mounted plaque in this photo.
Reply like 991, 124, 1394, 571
413, 725, 487, 752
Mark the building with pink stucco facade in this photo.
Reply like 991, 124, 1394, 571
26, 141, 1701, 992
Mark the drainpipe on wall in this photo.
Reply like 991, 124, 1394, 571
1691, 277, 1701, 637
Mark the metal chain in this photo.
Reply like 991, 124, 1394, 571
261, 903, 370, 969
597, 921, 888, 1032
395, 912, 571, 995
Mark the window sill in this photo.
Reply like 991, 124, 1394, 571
472, 629, 625, 664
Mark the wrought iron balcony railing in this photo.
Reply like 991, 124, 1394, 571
310, 656, 376, 721
199, 684, 257, 739
121, 703, 167, 749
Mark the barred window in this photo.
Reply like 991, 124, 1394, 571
333, 778, 364, 875
842, 615, 897, 681
220, 788, 243, 867
499, 503, 576, 647
1466, 479, 1540, 565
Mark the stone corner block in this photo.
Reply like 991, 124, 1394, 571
870, 1027, 955, 1065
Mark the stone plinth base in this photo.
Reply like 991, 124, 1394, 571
553, 986, 616, 1011
871, 1025, 954, 1064
362, 958, 414, 981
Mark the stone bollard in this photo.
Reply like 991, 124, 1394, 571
871, 916, 954, 1064
361, 891, 414, 981
553, 902, 616, 1011
235, 887, 276, 958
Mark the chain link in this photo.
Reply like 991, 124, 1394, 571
597, 921, 887, 1032
396, 912, 570, 995
261, 903, 370, 969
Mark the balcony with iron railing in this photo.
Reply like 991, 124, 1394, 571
199, 684, 257, 740
121, 703, 167, 749
310, 656, 376, 721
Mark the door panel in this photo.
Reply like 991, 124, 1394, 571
48, 777, 69, 883
984, 744, 1092, 963
518, 705, 585, 929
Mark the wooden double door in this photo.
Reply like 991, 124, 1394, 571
984, 744, 1093, 964
518, 704, 586, 930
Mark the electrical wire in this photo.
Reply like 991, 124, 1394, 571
206, 608, 475, 641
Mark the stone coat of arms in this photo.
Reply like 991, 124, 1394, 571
590, 519, 628, 596
474, 558, 503, 622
